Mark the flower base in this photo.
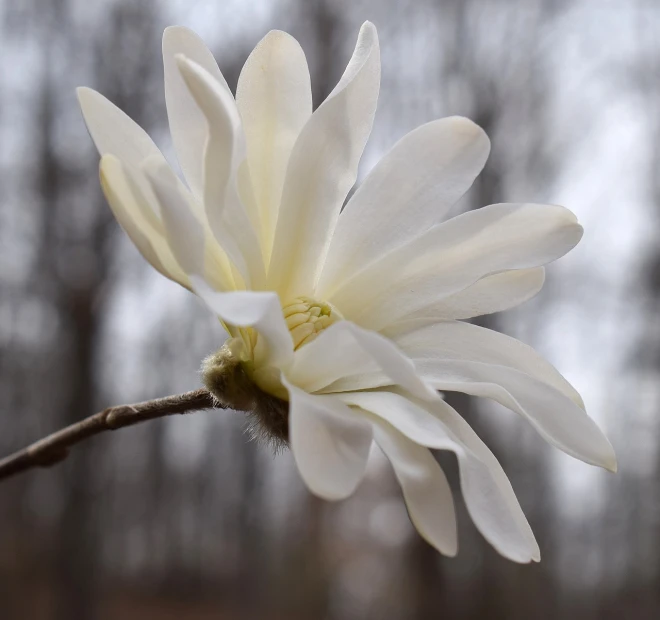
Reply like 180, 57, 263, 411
201, 345, 290, 446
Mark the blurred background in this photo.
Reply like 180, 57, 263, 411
0, 0, 654, 617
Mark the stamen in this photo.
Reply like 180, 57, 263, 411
281, 296, 342, 350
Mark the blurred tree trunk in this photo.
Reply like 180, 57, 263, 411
27, 2, 163, 617
29, 3, 102, 618
632, 2, 660, 612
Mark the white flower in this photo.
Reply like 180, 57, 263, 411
78, 22, 616, 563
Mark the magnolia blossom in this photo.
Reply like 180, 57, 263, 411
78, 22, 616, 562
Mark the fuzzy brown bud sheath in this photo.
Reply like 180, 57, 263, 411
201, 344, 290, 447
0, 389, 216, 482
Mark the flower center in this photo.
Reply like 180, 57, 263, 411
200, 296, 343, 447
282, 296, 342, 350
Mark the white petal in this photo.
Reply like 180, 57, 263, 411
323, 356, 615, 472
78, 87, 176, 221
393, 319, 583, 408
77, 87, 161, 167
286, 321, 436, 401
162, 26, 231, 198
176, 55, 265, 289
145, 158, 202, 271
78, 49, 242, 293
267, 21, 380, 299
99, 155, 189, 288
284, 380, 372, 501
329, 203, 583, 330
191, 278, 293, 369
287, 322, 380, 392
318, 117, 490, 298
382, 268, 545, 332
321, 321, 615, 471
371, 421, 457, 556
412, 359, 616, 471
143, 157, 234, 292
344, 391, 539, 562
236, 30, 312, 261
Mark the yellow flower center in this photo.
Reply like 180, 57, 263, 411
203, 297, 343, 423
282, 296, 342, 350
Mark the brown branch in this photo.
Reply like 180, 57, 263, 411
0, 389, 218, 482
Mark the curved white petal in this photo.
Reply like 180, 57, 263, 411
329, 203, 583, 330
322, 355, 615, 472
317, 321, 614, 470
163, 26, 231, 198
99, 155, 189, 288
382, 268, 545, 332
318, 117, 490, 298
344, 391, 539, 562
78, 87, 161, 167
78, 87, 178, 223
176, 56, 265, 289
286, 321, 436, 401
236, 30, 312, 261
267, 21, 380, 299
413, 359, 616, 471
393, 319, 583, 407
371, 421, 457, 556
143, 157, 234, 292
284, 380, 372, 501
78, 85, 239, 291
287, 322, 379, 392
191, 279, 293, 369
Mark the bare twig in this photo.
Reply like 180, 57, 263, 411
0, 389, 218, 482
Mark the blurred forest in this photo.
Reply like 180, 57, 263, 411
0, 0, 656, 618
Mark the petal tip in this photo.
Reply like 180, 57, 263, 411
76, 86, 99, 111
604, 455, 618, 474
445, 116, 491, 154
444, 539, 459, 558
593, 435, 617, 472
163, 24, 187, 38
174, 53, 200, 88
162, 24, 179, 40
262, 28, 293, 41
162, 25, 204, 51
447, 115, 485, 135
511, 546, 541, 564
309, 485, 354, 502
174, 52, 189, 70
174, 54, 206, 88
552, 204, 580, 226
98, 154, 123, 191
253, 29, 305, 59
98, 155, 113, 187
357, 21, 379, 45
99, 152, 119, 168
